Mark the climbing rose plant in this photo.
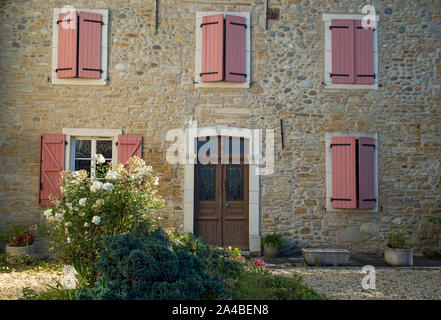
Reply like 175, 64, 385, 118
42, 156, 165, 283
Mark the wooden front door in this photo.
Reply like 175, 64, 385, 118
194, 137, 249, 250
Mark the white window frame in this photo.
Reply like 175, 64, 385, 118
325, 131, 379, 212
62, 128, 121, 172
322, 13, 379, 89
52, 8, 109, 85
195, 12, 251, 89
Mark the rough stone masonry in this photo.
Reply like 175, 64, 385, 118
0, 0, 440, 256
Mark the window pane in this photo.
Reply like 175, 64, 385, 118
226, 165, 244, 201
96, 140, 112, 159
75, 160, 91, 177
228, 138, 244, 155
198, 165, 216, 201
75, 140, 91, 158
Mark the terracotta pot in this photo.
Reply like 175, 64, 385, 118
263, 245, 279, 258
5, 243, 35, 257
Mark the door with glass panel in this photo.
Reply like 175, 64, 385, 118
194, 137, 249, 250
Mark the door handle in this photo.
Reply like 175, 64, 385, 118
225, 203, 230, 207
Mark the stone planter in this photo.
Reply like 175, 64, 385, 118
302, 248, 351, 266
5, 244, 35, 261
384, 247, 413, 267
263, 245, 280, 258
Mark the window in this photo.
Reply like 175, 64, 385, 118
51, 8, 109, 85
195, 12, 251, 88
322, 14, 379, 89
325, 132, 378, 212
39, 129, 143, 206
71, 138, 113, 177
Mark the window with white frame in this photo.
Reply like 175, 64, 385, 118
322, 13, 379, 89
62, 128, 121, 177
194, 12, 251, 88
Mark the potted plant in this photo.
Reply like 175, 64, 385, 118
261, 232, 284, 258
384, 231, 413, 267
0, 223, 36, 260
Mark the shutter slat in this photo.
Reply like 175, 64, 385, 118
331, 137, 356, 209
39, 134, 65, 206
331, 19, 354, 84
78, 11, 102, 79
225, 15, 246, 83
354, 20, 374, 84
201, 14, 224, 82
359, 137, 376, 208
57, 11, 78, 78
117, 135, 142, 167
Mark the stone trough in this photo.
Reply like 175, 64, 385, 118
302, 248, 351, 266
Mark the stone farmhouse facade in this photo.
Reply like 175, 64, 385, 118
0, 0, 440, 256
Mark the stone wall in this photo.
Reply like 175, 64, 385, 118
0, 0, 440, 256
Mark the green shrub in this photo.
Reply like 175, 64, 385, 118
78, 230, 225, 300
261, 232, 284, 248
41, 156, 165, 284
226, 265, 326, 300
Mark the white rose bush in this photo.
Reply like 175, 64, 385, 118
42, 155, 165, 283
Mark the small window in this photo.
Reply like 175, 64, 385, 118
195, 12, 251, 88
322, 14, 379, 89
71, 138, 113, 177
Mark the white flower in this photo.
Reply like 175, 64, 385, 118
92, 216, 101, 225
141, 194, 147, 198
94, 154, 106, 164
103, 182, 114, 192
66, 202, 73, 210
43, 209, 53, 218
105, 170, 121, 180
84, 222, 89, 227
90, 181, 103, 193
67, 237, 71, 243
65, 222, 72, 227
153, 176, 159, 186
79, 198, 87, 206
55, 213, 64, 221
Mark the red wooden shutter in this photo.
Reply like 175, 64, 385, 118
331, 19, 355, 84
56, 11, 78, 78
358, 137, 376, 208
39, 134, 65, 206
354, 20, 374, 84
117, 135, 142, 167
78, 11, 102, 79
201, 14, 224, 82
331, 137, 357, 209
225, 15, 246, 83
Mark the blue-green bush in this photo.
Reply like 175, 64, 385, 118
78, 230, 225, 300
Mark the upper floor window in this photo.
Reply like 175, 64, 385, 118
322, 14, 379, 89
194, 12, 251, 88
52, 8, 109, 85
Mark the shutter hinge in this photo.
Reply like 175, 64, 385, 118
356, 26, 376, 31
229, 72, 247, 77
83, 19, 104, 25
40, 182, 43, 190
230, 22, 247, 28
363, 199, 376, 202
57, 19, 72, 24
330, 26, 349, 29
200, 72, 218, 76
357, 74, 376, 79
55, 68, 73, 72
200, 21, 218, 28
362, 143, 376, 148
330, 143, 350, 148
330, 198, 352, 201
330, 73, 349, 77
82, 68, 103, 73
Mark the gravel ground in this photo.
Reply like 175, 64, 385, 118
0, 271, 63, 300
272, 267, 441, 300
1, 268, 440, 300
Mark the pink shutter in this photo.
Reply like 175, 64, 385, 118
78, 11, 102, 79
201, 14, 224, 82
358, 137, 376, 209
57, 11, 78, 78
39, 134, 65, 206
331, 137, 357, 209
225, 15, 246, 83
331, 19, 355, 84
117, 135, 142, 167
354, 20, 374, 84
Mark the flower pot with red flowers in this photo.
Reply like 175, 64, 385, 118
385, 231, 413, 267
0, 224, 36, 261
